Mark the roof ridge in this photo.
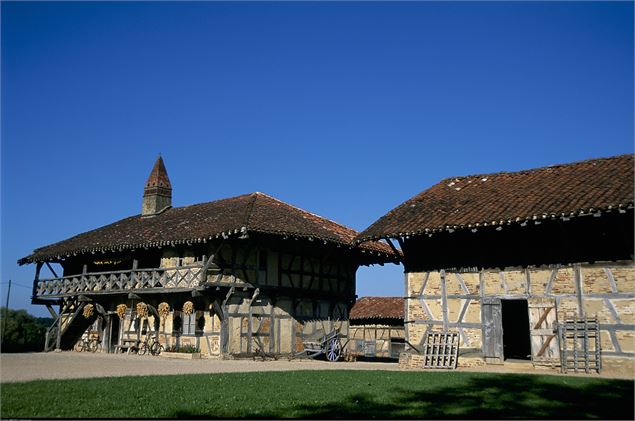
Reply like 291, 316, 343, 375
169, 192, 255, 212
253, 192, 360, 235
438, 153, 634, 183
243, 192, 260, 229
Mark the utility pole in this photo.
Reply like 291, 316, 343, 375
1, 279, 11, 346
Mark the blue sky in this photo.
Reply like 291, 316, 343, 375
2, 1, 633, 317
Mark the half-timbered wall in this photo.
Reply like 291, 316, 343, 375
348, 324, 405, 358
72, 237, 357, 357
406, 263, 635, 368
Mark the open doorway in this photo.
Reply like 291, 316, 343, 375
109, 316, 120, 352
501, 299, 531, 360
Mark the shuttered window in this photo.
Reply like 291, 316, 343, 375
182, 313, 196, 335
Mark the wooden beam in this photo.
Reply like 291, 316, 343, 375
440, 270, 449, 332
45, 262, 59, 278
573, 264, 585, 317
45, 304, 58, 319
32, 262, 43, 298
385, 238, 401, 259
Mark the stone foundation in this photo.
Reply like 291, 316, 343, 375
399, 352, 425, 369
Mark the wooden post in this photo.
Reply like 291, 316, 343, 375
56, 311, 62, 351
221, 286, 235, 354
131, 260, 138, 286
247, 288, 259, 354
574, 264, 585, 318
32, 263, 43, 298
440, 270, 449, 332
1, 280, 11, 346
105, 316, 112, 353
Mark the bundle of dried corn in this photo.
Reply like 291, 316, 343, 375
116, 304, 127, 320
82, 304, 94, 319
136, 302, 149, 319
183, 301, 194, 315
158, 302, 170, 319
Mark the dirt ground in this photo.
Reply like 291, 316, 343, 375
1, 352, 632, 383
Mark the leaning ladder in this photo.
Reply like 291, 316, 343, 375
558, 314, 601, 374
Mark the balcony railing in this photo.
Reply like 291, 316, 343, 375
35, 264, 205, 297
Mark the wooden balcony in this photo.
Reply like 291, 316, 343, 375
35, 264, 208, 297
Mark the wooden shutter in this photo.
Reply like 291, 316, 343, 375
481, 297, 503, 363
528, 298, 559, 366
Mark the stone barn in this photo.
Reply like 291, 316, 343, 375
19, 157, 397, 358
355, 154, 634, 372
348, 297, 405, 359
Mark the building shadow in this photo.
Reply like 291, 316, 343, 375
172, 373, 634, 419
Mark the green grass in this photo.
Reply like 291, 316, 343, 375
1, 370, 632, 419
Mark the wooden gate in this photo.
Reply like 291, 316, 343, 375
481, 297, 503, 364
528, 298, 560, 367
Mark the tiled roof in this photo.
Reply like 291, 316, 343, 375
356, 154, 634, 243
19, 192, 396, 264
349, 297, 404, 320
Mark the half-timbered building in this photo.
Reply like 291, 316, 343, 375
19, 157, 397, 358
355, 154, 634, 372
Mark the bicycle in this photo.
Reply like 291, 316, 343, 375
138, 335, 164, 356
73, 335, 101, 353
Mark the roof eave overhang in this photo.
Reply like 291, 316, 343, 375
354, 203, 634, 245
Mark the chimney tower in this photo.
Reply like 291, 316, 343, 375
142, 156, 172, 216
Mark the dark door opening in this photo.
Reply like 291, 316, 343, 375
501, 299, 531, 360
109, 316, 120, 351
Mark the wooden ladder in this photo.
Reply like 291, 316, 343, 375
558, 314, 601, 374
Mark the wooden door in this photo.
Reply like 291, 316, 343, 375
528, 298, 559, 366
482, 297, 503, 364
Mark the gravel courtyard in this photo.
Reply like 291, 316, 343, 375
1, 352, 631, 383
0, 352, 400, 383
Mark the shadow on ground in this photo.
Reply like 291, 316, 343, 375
174, 374, 634, 419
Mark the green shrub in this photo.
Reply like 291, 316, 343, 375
0, 308, 53, 353
164, 344, 200, 353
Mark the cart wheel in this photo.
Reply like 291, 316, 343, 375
326, 338, 341, 362
74, 341, 83, 352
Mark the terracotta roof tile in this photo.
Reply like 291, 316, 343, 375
356, 154, 634, 242
19, 192, 396, 264
350, 297, 404, 320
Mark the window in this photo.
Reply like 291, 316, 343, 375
364, 341, 376, 357
390, 338, 406, 359
182, 313, 196, 336
355, 340, 364, 352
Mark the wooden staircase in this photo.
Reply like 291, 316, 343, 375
44, 300, 95, 351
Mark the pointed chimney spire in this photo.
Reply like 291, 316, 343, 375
142, 155, 172, 216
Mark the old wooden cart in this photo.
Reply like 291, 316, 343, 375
293, 327, 346, 362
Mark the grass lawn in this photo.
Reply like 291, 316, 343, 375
1, 370, 632, 419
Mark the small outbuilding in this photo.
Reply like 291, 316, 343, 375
348, 296, 405, 359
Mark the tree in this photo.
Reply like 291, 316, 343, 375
0, 308, 53, 352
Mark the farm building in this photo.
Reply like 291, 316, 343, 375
348, 296, 405, 359
355, 154, 634, 372
19, 157, 397, 358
